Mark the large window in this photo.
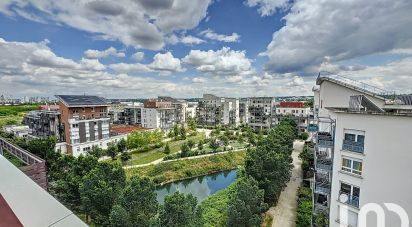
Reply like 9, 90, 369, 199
340, 182, 360, 208
342, 158, 362, 175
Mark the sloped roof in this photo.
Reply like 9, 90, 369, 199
56, 95, 108, 107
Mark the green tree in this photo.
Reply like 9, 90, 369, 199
180, 125, 187, 140
80, 162, 126, 224
296, 200, 312, 227
187, 139, 195, 150
159, 192, 200, 227
109, 205, 132, 227
188, 118, 197, 131
181, 142, 190, 157
209, 138, 219, 152
173, 124, 180, 139
300, 132, 309, 140
106, 142, 118, 160
197, 140, 204, 151
164, 143, 171, 155
117, 176, 159, 227
227, 177, 268, 227
120, 152, 131, 162
88, 145, 103, 158
117, 138, 127, 153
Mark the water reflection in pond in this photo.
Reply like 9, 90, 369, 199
155, 170, 237, 204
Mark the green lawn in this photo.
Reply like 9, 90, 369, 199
123, 132, 206, 166
125, 150, 246, 184
0, 105, 38, 127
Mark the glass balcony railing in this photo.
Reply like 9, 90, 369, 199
317, 133, 334, 147
339, 191, 359, 208
316, 157, 332, 171
315, 182, 331, 194
342, 140, 364, 153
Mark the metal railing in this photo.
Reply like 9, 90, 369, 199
342, 140, 364, 153
339, 191, 359, 208
315, 182, 331, 194
316, 157, 332, 171
318, 134, 334, 147
0, 136, 44, 165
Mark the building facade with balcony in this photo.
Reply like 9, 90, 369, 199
56, 95, 118, 157
196, 94, 240, 127
312, 73, 412, 227
23, 110, 63, 140
139, 101, 176, 130
247, 97, 275, 131
275, 101, 310, 134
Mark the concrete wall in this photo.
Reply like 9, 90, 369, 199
329, 112, 412, 227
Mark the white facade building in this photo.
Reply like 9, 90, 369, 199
312, 73, 412, 227
248, 97, 276, 131
197, 94, 240, 126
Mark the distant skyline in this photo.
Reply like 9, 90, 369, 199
0, 0, 411, 98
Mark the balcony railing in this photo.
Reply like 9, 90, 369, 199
316, 157, 332, 171
342, 140, 364, 153
339, 191, 359, 208
315, 182, 331, 194
317, 133, 334, 147
314, 203, 329, 213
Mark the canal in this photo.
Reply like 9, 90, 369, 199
155, 169, 237, 204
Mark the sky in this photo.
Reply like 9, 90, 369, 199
0, 0, 412, 99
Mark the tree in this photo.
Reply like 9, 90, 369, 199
120, 152, 131, 162
300, 132, 309, 140
117, 138, 127, 153
181, 142, 190, 157
164, 143, 171, 155
188, 118, 197, 131
88, 145, 103, 158
209, 138, 219, 152
227, 177, 268, 227
197, 140, 204, 151
187, 139, 195, 150
80, 162, 126, 224
173, 124, 180, 139
159, 192, 200, 227
221, 135, 229, 147
106, 142, 118, 160
180, 125, 187, 140
109, 205, 132, 227
117, 176, 159, 227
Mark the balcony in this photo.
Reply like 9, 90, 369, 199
339, 191, 359, 208
342, 140, 364, 153
314, 203, 329, 213
317, 132, 334, 147
308, 123, 318, 132
316, 156, 332, 171
315, 182, 331, 194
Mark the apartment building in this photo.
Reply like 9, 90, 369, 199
312, 73, 412, 227
139, 101, 176, 130
23, 110, 62, 140
248, 97, 275, 131
275, 101, 310, 134
2, 125, 30, 138
186, 102, 198, 120
196, 94, 240, 127
56, 95, 124, 157
239, 99, 250, 124
158, 96, 187, 125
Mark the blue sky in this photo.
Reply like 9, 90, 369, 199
0, 0, 411, 98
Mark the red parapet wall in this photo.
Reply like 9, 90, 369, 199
19, 162, 48, 191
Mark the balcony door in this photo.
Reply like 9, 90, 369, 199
340, 182, 360, 207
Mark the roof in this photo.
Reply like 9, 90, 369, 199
279, 101, 305, 108
0, 155, 87, 227
398, 95, 412, 105
110, 125, 147, 134
56, 95, 108, 107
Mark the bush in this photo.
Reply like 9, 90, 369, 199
300, 132, 309, 140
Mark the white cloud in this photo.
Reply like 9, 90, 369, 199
245, 0, 290, 16
166, 34, 205, 46
200, 29, 240, 42
192, 77, 207, 83
262, 0, 412, 74
131, 51, 144, 61
149, 52, 184, 75
0, 0, 213, 50
84, 47, 125, 59
183, 47, 253, 76
110, 51, 183, 75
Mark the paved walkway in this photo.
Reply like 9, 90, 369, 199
267, 140, 304, 227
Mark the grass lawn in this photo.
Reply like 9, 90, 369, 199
125, 150, 246, 184
123, 132, 206, 166
0, 104, 38, 128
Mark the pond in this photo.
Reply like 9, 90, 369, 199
155, 169, 237, 204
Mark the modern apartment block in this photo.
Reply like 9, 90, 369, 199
196, 94, 240, 127
312, 73, 412, 227
239, 99, 250, 124
139, 101, 176, 130
23, 110, 62, 140
56, 95, 124, 156
275, 101, 310, 134
247, 97, 276, 131
158, 96, 187, 125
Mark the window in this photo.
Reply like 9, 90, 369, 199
344, 133, 356, 141
82, 107, 85, 112
340, 182, 360, 207
342, 158, 362, 175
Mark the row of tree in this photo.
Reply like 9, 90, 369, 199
127, 129, 163, 150
226, 119, 298, 226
